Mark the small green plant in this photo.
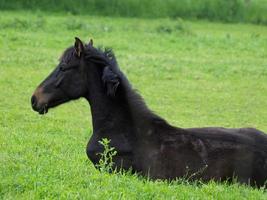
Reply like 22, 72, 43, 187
65, 19, 84, 30
96, 138, 117, 173
156, 18, 192, 35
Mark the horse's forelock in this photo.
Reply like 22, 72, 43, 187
59, 46, 75, 63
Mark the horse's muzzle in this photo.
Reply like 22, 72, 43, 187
31, 95, 48, 115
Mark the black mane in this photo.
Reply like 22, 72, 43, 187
84, 44, 167, 124
60, 45, 116, 67
86, 46, 117, 65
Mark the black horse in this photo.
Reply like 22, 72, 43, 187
31, 37, 267, 187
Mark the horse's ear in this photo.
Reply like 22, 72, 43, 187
88, 38, 93, 47
102, 66, 120, 97
74, 37, 84, 57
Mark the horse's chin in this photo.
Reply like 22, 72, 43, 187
35, 98, 69, 115
37, 105, 49, 115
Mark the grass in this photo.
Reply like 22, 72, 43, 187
0, 11, 267, 199
1, 0, 267, 24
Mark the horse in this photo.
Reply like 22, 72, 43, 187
31, 37, 267, 187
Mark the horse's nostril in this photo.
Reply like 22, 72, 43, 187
31, 95, 37, 106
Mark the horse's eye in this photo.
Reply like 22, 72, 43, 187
59, 66, 65, 72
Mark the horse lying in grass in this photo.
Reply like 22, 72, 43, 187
31, 37, 267, 187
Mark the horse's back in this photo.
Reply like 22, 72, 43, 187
186, 127, 267, 149
183, 127, 267, 186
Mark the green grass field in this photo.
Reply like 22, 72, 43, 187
0, 11, 267, 199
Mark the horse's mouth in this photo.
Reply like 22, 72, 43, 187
36, 98, 69, 115
37, 104, 48, 115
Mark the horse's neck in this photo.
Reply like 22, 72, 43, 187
85, 69, 157, 137
85, 70, 130, 136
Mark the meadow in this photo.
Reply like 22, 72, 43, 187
0, 11, 267, 199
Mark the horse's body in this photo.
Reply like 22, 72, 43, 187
32, 38, 267, 187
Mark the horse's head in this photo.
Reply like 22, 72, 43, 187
32, 37, 120, 114
31, 37, 91, 114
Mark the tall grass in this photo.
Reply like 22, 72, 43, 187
1, 0, 267, 24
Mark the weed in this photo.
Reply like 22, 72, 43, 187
96, 138, 117, 173
156, 18, 192, 35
